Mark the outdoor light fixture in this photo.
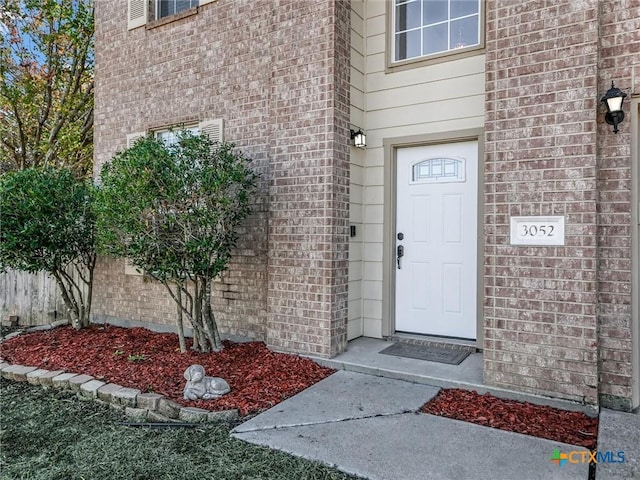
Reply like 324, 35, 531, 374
601, 81, 627, 134
350, 129, 366, 148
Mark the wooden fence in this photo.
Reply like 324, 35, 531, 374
0, 270, 67, 326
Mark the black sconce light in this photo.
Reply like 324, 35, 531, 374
601, 81, 627, 134
350, 129, 366, 148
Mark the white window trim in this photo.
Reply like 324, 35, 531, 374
387, 0, 486, 71
155, 125, 200, 145
127, 0, 218, 30
153, 0, 198, 22
153, 119, 224, 144
392, 0, 482, 63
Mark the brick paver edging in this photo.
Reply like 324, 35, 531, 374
0, 324, 238, 424
0, 361, 239, 424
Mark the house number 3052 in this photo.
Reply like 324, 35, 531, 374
510, 216, 565, 246
521, 224, 554, 237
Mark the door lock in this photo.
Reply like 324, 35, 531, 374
397, 245, 404, 269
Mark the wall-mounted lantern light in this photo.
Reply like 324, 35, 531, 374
350, 129, 366, 148
601, 81, 627, 134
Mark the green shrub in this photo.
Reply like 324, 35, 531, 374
95, 131, 258, 352
0, 167, 96, 327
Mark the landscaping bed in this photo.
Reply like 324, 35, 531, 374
0, 324, 334, 416
422, 388, 598, 449
2, 324, 600, 450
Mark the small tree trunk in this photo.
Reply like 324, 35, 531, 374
175, 283, 187, 353
81, 256, 95, 328
161, 280, 189, 352
187, 278, 206, 352
192, 328, 204, 351
52, 270, 81, 328
202, 277, 223, 351
192, 278, 209, 352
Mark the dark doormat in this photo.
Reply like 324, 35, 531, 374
379, 342, 470, 365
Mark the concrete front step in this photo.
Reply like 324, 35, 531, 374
308, 337, 597, 416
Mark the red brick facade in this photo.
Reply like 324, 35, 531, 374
596, 0, 640, 410
266, 0, 351, 356
484, 0, 638, 409
93, 0, 638, 410
93, 0, 350, 356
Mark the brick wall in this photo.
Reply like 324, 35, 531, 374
484, 0, 601, 404
94, 0, 350, 355
596, 0, 640, 410
266, 0, 350, 357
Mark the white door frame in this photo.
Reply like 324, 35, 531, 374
382, 129, 484, 346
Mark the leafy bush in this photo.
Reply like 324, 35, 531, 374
0, 167, 96, 327
95, 131, 258, 352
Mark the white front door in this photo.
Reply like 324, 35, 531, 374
395, 141, 478, 339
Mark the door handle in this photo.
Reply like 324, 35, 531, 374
397, 245, 404, 269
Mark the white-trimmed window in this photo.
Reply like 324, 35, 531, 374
127, 119, 223, 151
124, 119, 224, 276
155, 0, 198, 20
156, 126, 200, 145
127, 0, 217, 30
393, 0, 481, 62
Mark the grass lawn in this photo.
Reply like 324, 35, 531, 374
0, 379, 357, 480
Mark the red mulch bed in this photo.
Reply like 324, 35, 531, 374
422, 388, 598, 449
0, 325, 334, 416
2, 325, 600, 446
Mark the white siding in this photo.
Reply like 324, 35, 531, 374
348, 0, 366, 341
352, 0, 485, 338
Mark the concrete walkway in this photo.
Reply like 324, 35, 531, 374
597, 409, 640, 479
232, 370, 591, 480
